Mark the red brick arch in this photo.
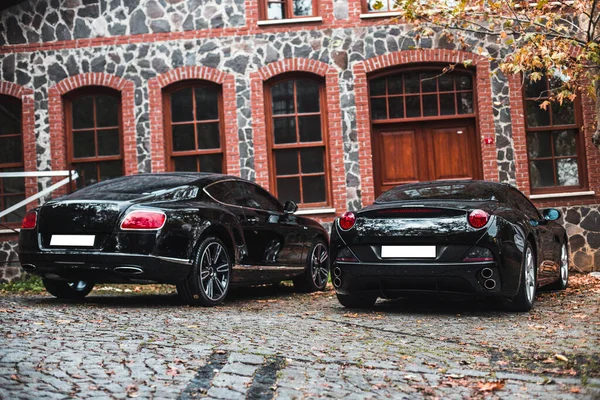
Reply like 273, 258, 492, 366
250, 58, 346, 218
0, 81, 36, 206
48, 73, 137, 176
353, 49, 498, 206
148, 66, 239, 175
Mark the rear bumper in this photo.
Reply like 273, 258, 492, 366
332, 261, 512, 298
18, 251, 192, 284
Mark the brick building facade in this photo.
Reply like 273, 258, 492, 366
0, 0, 598, 281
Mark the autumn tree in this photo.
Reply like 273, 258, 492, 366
383, 0, 600, 149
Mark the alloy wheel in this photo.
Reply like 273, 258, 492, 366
199, 241, 230, 302
525, 247, 536, 303
311, 243, 329, 289
560, 244, 568, 284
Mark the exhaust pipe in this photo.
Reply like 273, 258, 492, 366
484, 279, 496, 290
114, 266, 144, 275
481, 268, 494, 279
21, 264, 36, 271
333, 278, 342, 288
333, 267, 342, 288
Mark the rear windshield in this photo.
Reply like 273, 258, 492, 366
376, 182, 503, 203
63, 175, 201, 201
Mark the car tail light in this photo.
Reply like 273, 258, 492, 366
468, 209, 489, 229
21, 211, 37, 230
339, 212, 356, 231
120, 210, 166, 230
334, 246, 358, 262
462, 246, 494, 262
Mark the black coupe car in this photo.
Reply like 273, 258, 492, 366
330, 180, 569, 311
18, 173, 330, 306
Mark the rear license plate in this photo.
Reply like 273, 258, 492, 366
381, 245, 436, 258
50, 235, 95, 247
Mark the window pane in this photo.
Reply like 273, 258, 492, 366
199, 154, 223, 173
0, 96, 21, 135
3, 175, 25, 194
99, 160, 123, 182
173, 156, 197, 172
293, 0, 312, 16
421, 73, 437, 93
370, 98, 387, 120
275, 149, 299, 175
457, 92, 473, 114
388, 97, 404, 119
367, 0, 388, 11
272, 81, 294, 115
267, 2, 284, 19
405, 96, 421, 118
552, 101, 575, 125
3, 194, 25, 223
525, 75, 548, 98
300, 147, 324, 173
422, 95, 438, 117
75, 162, 98, 187
440, 93, 455, 115
296, 81, 320, 113
526, 100, 550, 127
456, 75, 472, 90
404, 73, 420, 94
73, 130, 95, 158
172, 124, 195, 151
195, 87, 219, 121
171, 88, 193, 123
277, 177, 301, 203
529, 160, 555, 188
97, 129, 120, 156
556, 158, 579, 186
439, 75, 453, 91
0, 137, 22, 164
302, 175, 326, 203
72, 95, 94, 129
527, 131, 552, 158
197, 122, 220, 149
387, 75, 403, 95
370, 78, 386, 96
273, 117, 296, 144
298, 115, 322, 142
96, 95, 119, 127
553, 130, 577, 157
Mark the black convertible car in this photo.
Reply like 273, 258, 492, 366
330, 180, 569, 311
18, 173, 330, 306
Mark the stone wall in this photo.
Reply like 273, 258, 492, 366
561, 205, 600, 272
0, 240, 20, 283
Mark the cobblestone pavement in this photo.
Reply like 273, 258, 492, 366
1, 279, 599, 399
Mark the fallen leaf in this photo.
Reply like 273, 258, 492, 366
554, 354, 569, 362
477, 380, 505, 392
571, 387, 581, 393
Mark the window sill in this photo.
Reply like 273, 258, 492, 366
295, 208, 336, 216
530, 190, 595, 200
360, 12, 401, 19
257, 17, 323, 26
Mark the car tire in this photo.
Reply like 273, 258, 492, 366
177, 236, 232, 307
336, 293, 377, 308
548, 242, 569, 290
42, 279, 94, 299
293, 239, 329, 293
505, 243, 537, 312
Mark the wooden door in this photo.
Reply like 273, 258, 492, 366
372, 119, 481, 197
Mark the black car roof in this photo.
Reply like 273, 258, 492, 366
375, 180, 513, 203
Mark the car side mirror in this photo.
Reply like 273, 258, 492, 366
283, 200, 298, 214
542, 208, 561, 221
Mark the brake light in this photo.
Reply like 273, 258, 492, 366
339, 211, 356, 231
120, 210, 166, 230
21, 211, 37, 230
468, 209, 489, 229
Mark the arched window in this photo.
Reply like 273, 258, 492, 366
164, 82, 225, 173
0, 95, 24, 224
65, 88, 123, 188
265, 75, 330, 207
524, 74, 586, 192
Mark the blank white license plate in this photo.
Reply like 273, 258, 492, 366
50, 235, 95, 247
381, 245, 436, 258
